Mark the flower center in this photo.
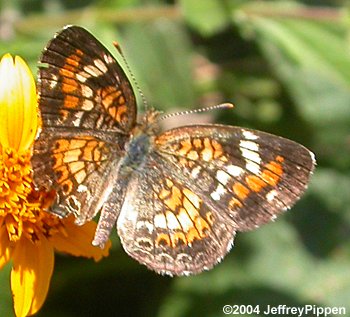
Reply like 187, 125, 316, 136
0, 148, 64, 243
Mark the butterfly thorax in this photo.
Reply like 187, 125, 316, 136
119, 133, 150, 173
118, 109, 160, 176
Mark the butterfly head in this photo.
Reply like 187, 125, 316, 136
134, 108, 162, 137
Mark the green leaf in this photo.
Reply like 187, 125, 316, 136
246, 17, 350, 125
180, 0, 231, 36
122, 21, 196, 110
0, 262, 15, 317
307, 169, 350, 220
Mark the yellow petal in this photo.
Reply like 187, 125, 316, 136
11, 236, 54, 317
0, 54, 38, 153
28, 236, 54, 316
50, 218, 111, 262
0, 225, 13, 269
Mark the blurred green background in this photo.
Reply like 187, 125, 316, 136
1, 0, 350, 316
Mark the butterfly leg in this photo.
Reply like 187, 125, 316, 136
92, 181, 127, 248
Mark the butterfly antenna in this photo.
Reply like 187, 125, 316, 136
159, 103, 234, 121
113, 41, 149, 115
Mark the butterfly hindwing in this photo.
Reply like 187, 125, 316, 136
32, 130, 124, 223
116, 153, 237, 276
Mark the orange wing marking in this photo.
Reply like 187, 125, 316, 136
155, 182, 213, 248
228, 156, 285, 210
60, 49, 84, 109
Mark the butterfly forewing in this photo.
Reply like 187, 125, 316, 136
38, 25, 136, 133
155, 125, 315, 232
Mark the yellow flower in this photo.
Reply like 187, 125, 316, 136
0, 54, 111, 317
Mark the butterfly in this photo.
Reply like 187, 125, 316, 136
32, 25, 315, 276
